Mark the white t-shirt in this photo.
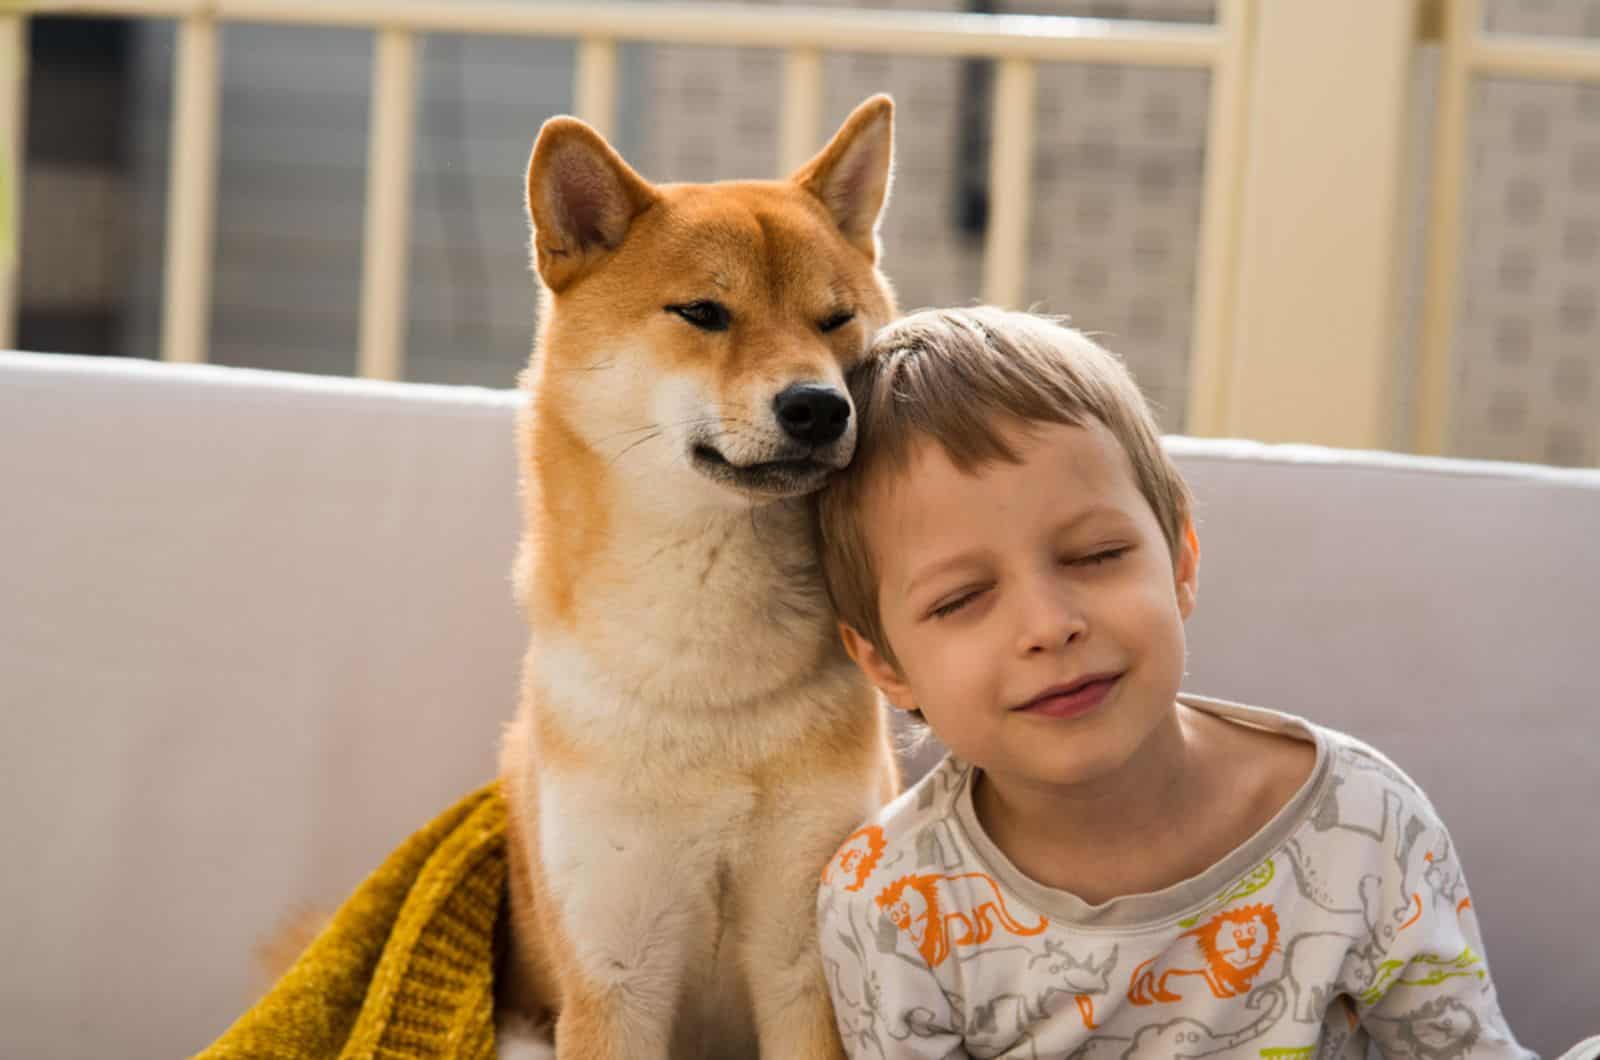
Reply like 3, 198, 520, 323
816, 695, 1532, 1059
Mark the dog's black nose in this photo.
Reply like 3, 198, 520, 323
774, 385, 851, 447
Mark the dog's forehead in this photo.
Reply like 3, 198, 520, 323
653, 183, 868, 294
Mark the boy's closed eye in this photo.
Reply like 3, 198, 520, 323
923, 547, 1133, 621
927, 588, 987, 620
1071, 545, 1132, 568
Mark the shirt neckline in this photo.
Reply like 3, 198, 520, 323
949, 694, 1333, 931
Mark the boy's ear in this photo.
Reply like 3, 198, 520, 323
790, 95, 894, 262
526, 116, 658, 294
838, 622, 917, 713
1175, 518, 1200, 619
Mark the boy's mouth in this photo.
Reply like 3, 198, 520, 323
1013, 672, 1123, 719
690, 444, 835, 497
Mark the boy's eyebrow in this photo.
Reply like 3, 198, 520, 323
899, 504, 1130, 599
901, 549, 987, 601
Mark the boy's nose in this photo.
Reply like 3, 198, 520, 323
1016, 583, 1086, 656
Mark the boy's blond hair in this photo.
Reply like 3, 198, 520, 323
814, 306, 1193, 674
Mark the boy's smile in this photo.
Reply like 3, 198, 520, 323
843, 415, 1199, 798
1011, 670, 1123, 718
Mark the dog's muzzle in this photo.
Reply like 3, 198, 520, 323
689, 384, 854, 499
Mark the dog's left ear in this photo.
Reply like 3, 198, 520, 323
792, 95, 894, 262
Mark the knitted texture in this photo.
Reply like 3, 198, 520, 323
198, 784, 507, 1060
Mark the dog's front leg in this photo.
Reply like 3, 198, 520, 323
539, 778, 720, 1060
739, 796, 866, 1060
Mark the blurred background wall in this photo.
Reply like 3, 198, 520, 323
15, 0, 1600, 465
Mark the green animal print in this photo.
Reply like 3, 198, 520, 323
1180, 859, 1276, 928
1358, 947, 1485, 1006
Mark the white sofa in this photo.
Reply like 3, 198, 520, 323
3, 350, 1596, 1058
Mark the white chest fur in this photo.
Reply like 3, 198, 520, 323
535, 750, 772, 1056
514, 475, 881, 1057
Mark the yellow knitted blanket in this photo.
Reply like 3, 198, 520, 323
199, 784, 508, 1060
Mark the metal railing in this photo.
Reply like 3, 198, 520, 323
4, 0, 1599, 455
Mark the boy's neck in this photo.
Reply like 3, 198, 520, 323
970, 702, 1234, 906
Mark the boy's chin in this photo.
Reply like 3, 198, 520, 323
1003, 721, 1170, 791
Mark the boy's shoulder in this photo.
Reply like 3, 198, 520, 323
1178, 694, 1454, 875
819, 753, 970, 903
1180, 693, 1436, 807
1305, 711, 1442, 819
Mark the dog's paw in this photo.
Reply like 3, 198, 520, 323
495, 1010, 556, 1060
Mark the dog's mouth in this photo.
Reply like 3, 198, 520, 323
690, 444, 837, 497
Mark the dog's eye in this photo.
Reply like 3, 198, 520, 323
819, 310, 856, 334
666, 301, 731, 332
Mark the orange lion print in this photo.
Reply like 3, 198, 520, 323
823, 825, 887, 892
1128, 903, 1280, 1005
876, 872, 1048, 968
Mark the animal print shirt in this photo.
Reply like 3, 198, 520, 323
817, 696, 1532, 1060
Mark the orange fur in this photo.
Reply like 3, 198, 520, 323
496, 97, 901, 1060
253, 904, 330, 993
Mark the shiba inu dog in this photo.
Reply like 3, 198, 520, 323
495, 96, 901, 1059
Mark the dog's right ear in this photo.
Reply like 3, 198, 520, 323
526, 118, 658, 294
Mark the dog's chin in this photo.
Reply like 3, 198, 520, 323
690, 445, 838, 499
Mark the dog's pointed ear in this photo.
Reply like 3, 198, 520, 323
791, 94, 894, 262
526, 117, 658, 294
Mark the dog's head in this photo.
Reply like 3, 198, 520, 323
524, 96, 897, 506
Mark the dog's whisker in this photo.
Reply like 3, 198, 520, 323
608, 429, 667, 467
592, 413, 744, 448
593, 422, 667, 445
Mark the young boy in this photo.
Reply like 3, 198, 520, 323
813, 307, 1537, 1058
